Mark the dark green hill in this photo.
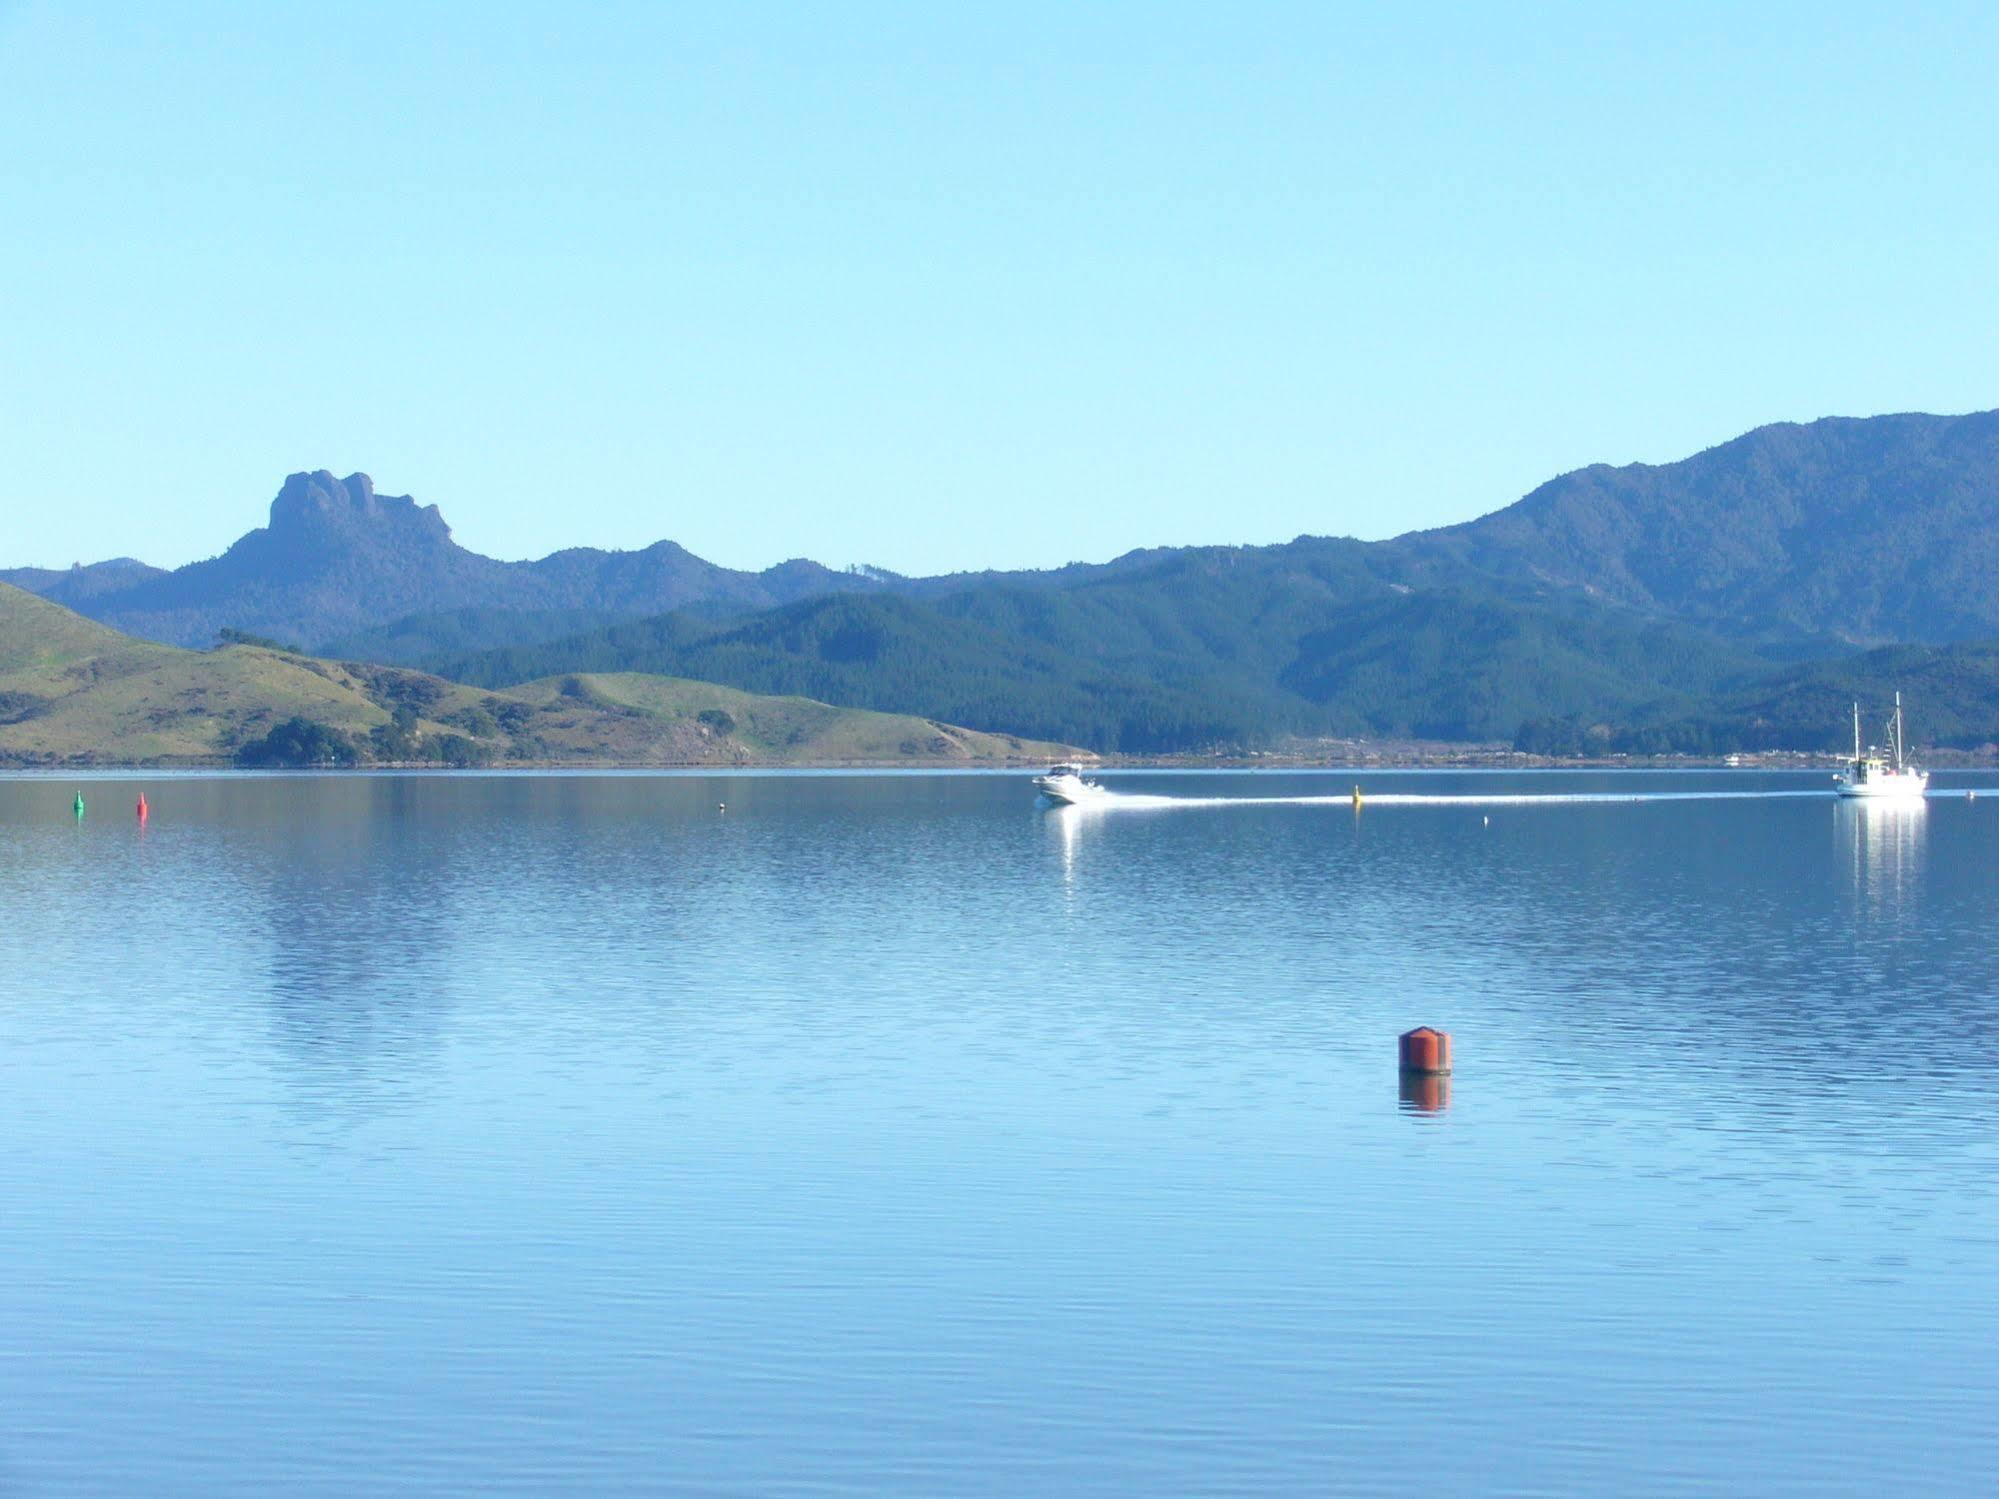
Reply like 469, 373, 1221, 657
320, 606, 644, 664
1595, 642, 1999, 754
1280, 589, 1761, 739
444, 591, 1295, 751
443, 560, 1764, 750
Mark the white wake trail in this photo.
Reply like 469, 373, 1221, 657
1073, 787, 1984, 811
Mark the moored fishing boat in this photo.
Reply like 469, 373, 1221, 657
1834, 693, 1928, 799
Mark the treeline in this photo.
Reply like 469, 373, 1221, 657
234, 713, 495, 767
1514, 717, 1736, 757
1515, 640, 1999, 754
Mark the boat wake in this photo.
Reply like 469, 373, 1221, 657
1058, 786, 1984, 812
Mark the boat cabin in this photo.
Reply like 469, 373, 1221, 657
1845, 752, 1889, 785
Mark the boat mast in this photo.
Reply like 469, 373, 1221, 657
1894, 691, 1905, 769
1852, 701, 1861, 763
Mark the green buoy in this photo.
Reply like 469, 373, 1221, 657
73, 791, 85, 818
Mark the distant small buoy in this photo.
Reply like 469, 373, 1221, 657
1482, 815, 1489, 827
73, 792, 85, 818
1352, 784, 1363, 810
1399, 1026, 1453, 1076
136, 793, 149, 823
717, 802, 726, 812
1969, 791, 1978, 802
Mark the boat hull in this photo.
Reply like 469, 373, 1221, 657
1034, 776, 1108, 806
1834, 773, 1928, 798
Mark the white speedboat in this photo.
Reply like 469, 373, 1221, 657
1834, 693, 1928, 798
1033, 764, 1109, 805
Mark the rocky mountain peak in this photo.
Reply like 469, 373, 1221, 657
267, 470, 452, 544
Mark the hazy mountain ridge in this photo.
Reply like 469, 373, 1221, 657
7, 470, 883, 649
11, 409, 1999, 751
0, 557, 168, 605
22, 411, 1999, 655
1386, 410, 1999, 644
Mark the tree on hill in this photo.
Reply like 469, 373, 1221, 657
235, 717, 360, 767
215, 626, 302, 653
370, 702, 422, 760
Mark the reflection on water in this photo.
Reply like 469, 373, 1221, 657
1836, 797, 1927, 921
2, 769, 1997, 1496
1048, 799, 1087, 889
264, 845, 448, 1047
1397, 1071, 1451, 1114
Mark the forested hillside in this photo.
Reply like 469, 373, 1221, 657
440, 569, 1765, 751
1387, 410, 1999, 646
1517, 641, 1999, 755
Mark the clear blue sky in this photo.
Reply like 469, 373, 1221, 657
3, 2, 1994, 575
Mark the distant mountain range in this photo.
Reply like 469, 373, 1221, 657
9, 409, 1999, 752
0, 470, 883, 651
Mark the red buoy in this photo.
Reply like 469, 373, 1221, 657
1399, 1026, 1452, 1075
136, 793, 149, 823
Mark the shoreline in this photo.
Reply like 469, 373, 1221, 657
7, 749, 1996, 775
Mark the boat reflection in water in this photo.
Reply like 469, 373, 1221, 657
1044, 799, 1114, 895
1835, 795, 1927, 921
1051, 800, 1082, 888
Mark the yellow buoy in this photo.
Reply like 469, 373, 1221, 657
1352, 784, 1363, 810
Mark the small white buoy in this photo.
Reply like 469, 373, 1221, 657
1483, 815, 1489, 827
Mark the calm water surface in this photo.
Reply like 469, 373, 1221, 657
2, 769, 1996, 1495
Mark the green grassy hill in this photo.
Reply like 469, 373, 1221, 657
0, 580, 169, 674
0, 583, 1075, 767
